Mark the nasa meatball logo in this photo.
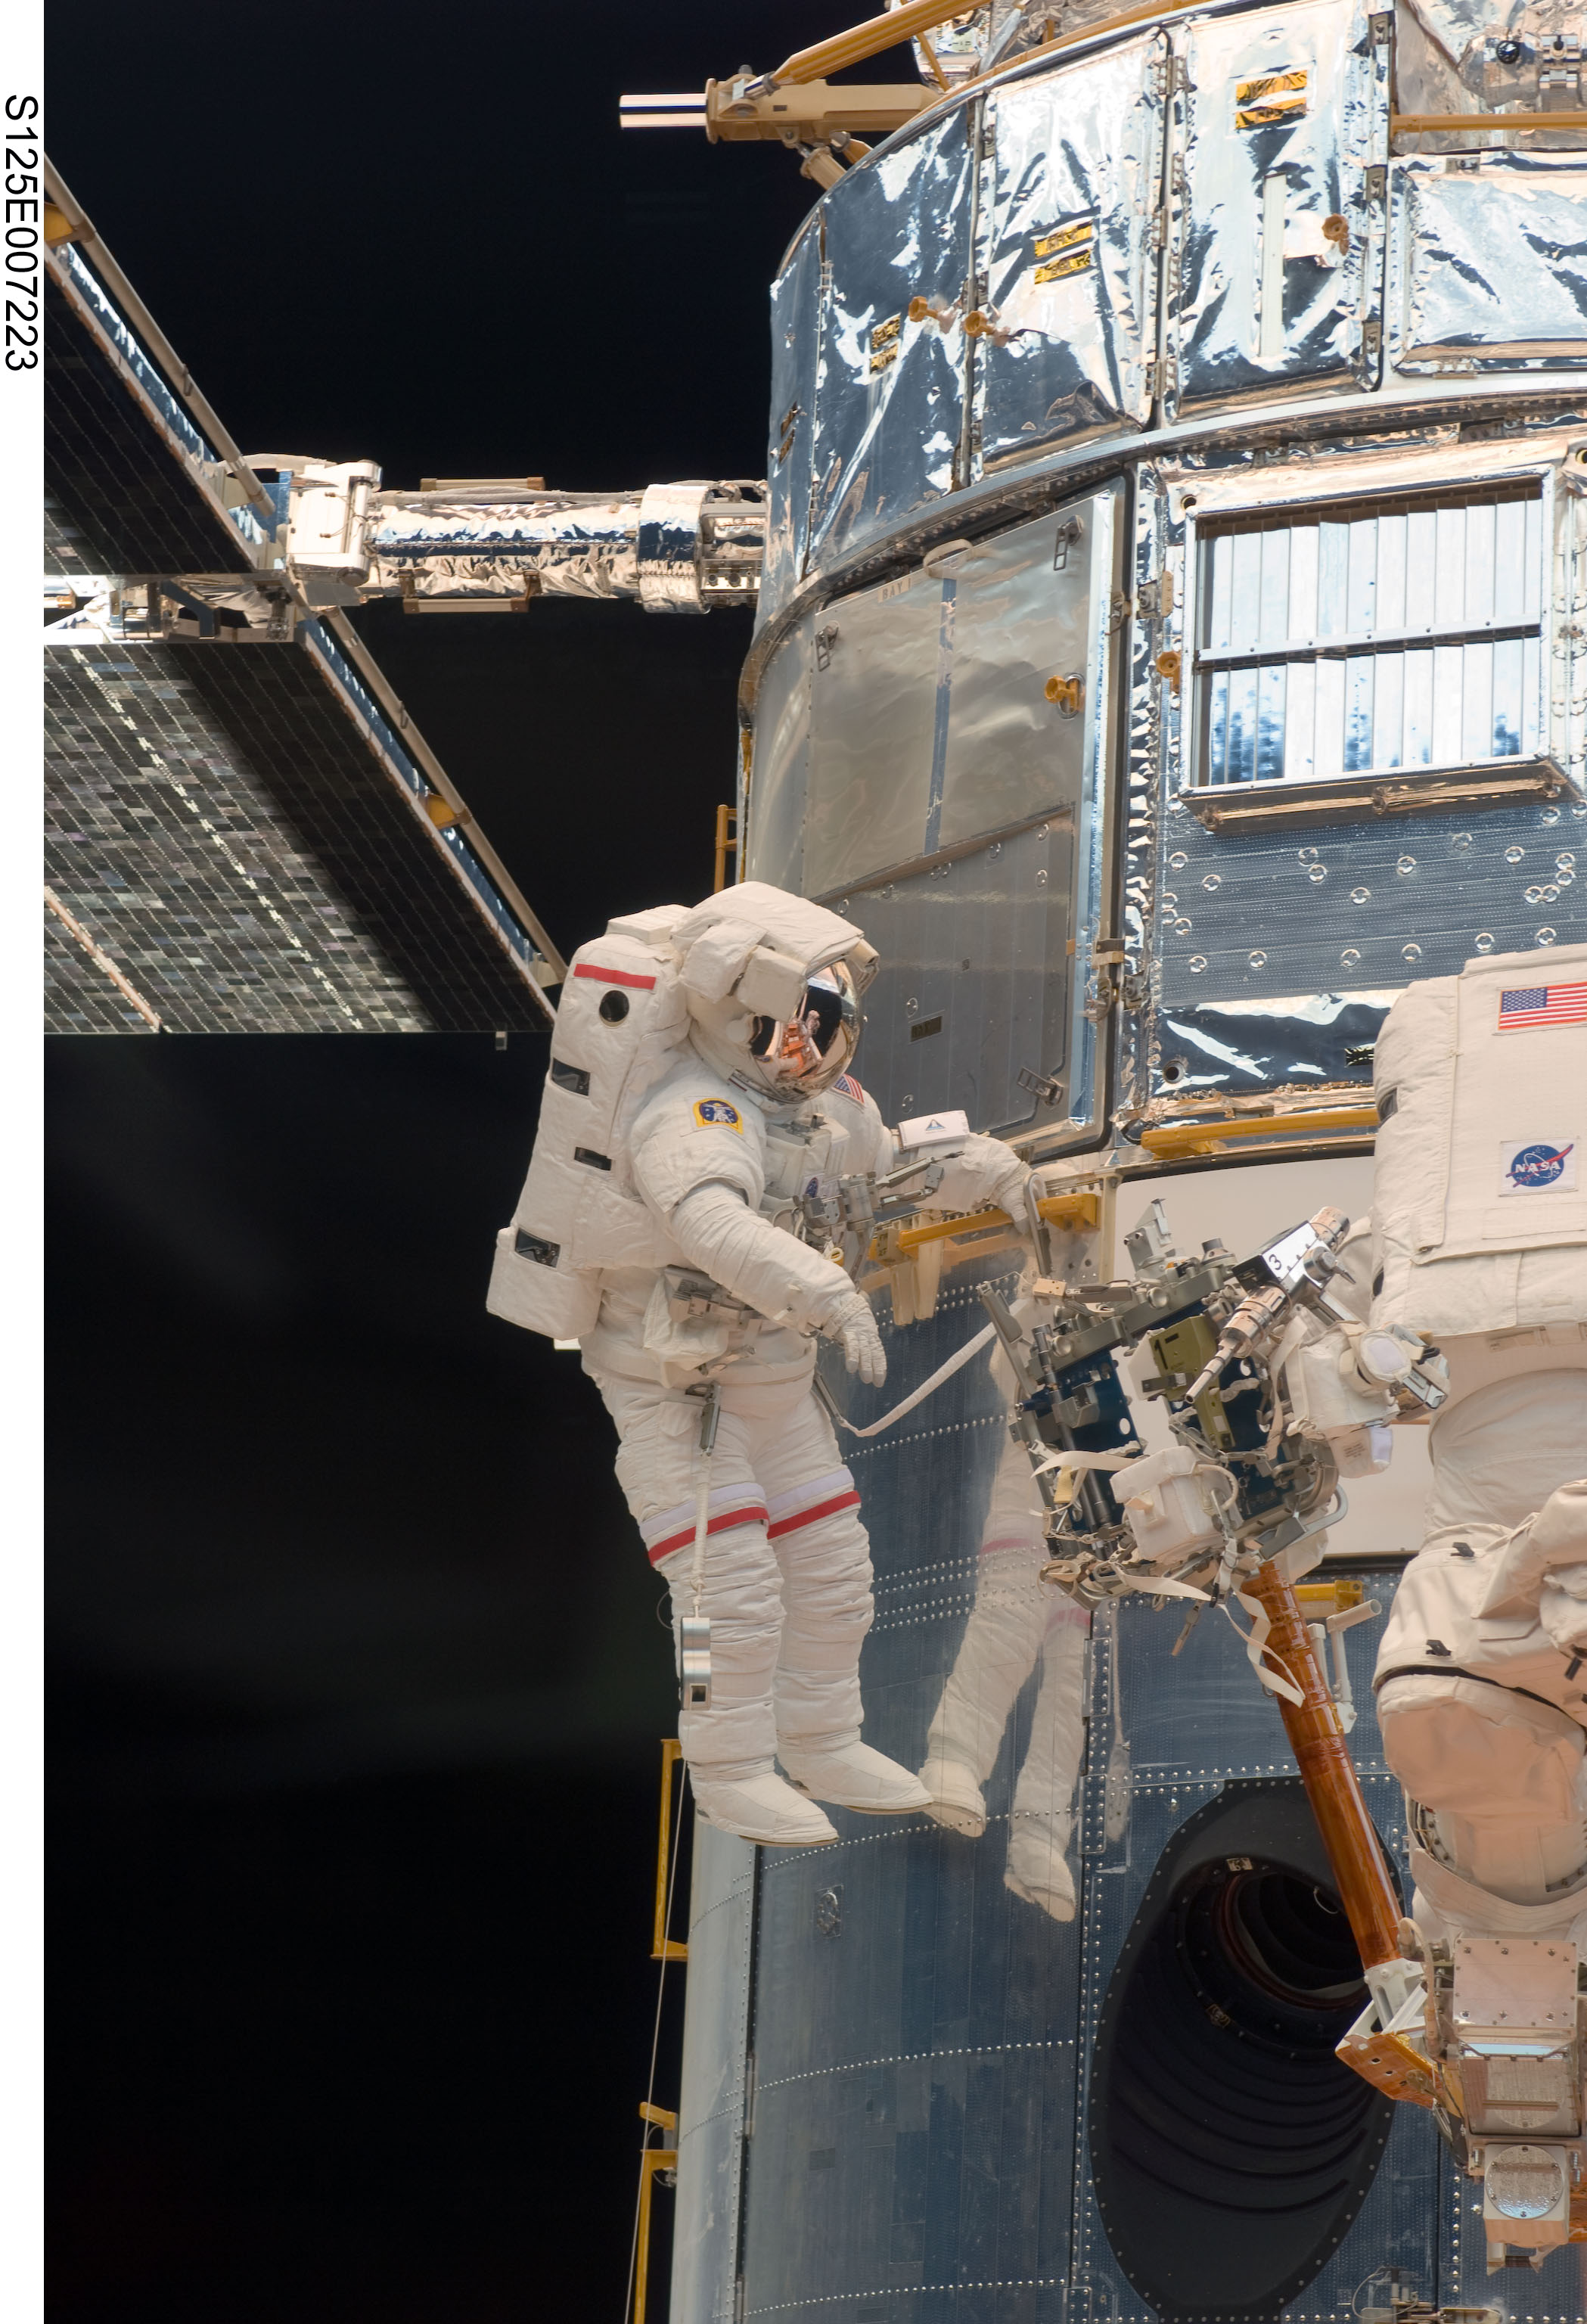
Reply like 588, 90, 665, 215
1499, 1138, 1577, 1194
692, 1097, 744, 1132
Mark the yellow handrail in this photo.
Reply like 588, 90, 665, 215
652, 1739, 688, 1963
713, 805, 739, 893
1138, 1106, 1377, 1161
888, 1188, 1101, 1257
1393, 109, 1587, 132
634, 2140, 679, 2324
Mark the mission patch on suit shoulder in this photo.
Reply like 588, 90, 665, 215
692, 1098, 744, 1132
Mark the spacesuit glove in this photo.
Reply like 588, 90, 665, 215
926, 1134, 1032, 1224
821, 1288, 887, 1388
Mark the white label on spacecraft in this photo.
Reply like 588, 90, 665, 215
1498, 1138, 1579, 1196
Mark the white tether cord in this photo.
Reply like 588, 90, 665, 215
825, 1319, 998, 1439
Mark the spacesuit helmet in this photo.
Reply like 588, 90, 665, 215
670, 881, 877, 1102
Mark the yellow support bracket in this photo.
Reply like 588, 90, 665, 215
1138, 1106, 1377, 1162
652, 1738, 689, 1963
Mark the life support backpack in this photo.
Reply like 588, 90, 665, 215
1371, 937, 1587, 1340
487, 906, 691, 1340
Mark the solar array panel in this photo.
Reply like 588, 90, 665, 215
45, 270, 255, 579
43, 190, 557, 1036
46, 635, 550, 1034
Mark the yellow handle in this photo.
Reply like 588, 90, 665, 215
1138, 1107, 1376, 1161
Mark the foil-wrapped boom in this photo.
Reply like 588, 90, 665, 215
281, 464, 766, 614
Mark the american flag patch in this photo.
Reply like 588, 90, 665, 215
834, 1073, 865, 1103
1497, 981, 1587, 1030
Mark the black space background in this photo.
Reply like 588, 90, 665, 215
47, 7, 872, 2317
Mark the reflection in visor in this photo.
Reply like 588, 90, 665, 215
748, 965, 859, 1091
801, 970, 848, 1055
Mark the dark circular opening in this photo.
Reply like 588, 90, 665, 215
598, 989, 630, 1023
1090, 1787, 1394, 2323
1188, 1867, 1368, 2028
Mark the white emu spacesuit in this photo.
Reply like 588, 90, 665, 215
918, 1381, 1089, 1922
1365, 941, 1587, 1945
489, 881, 1030, 1847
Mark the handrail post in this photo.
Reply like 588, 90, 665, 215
633, 2143, 679, 2324
653, 1739, 689, 1963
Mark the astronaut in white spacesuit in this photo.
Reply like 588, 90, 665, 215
1362, 942, 1587, 1947
489, 881, 1031, 1847
919, 1388, 1089, 1922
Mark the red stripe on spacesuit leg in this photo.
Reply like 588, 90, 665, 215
766, 1490, 862, 1540
644, 1504, 770, 1566
572, 962, 657, 990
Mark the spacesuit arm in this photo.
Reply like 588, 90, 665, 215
670, 1181, 886, 1384
669, 1180, 863, 1335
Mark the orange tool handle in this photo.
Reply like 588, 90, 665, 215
1244, 1559, 1402, 1974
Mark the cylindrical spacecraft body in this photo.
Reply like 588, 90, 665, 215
669, 5, 1587, 2319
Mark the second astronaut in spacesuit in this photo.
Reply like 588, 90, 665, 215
491, 881, 1031, 1847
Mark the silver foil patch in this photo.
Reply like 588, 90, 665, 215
1390, 154, 1587, 370
974, 33, 1166, 468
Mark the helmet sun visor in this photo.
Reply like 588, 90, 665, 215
748, 964, 859, 1094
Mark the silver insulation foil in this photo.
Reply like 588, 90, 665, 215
807, 111, 974, 570
1163, 0, 1390, 415
1390, 153, 1587, 368
366, 483, 765, 610
976, 32, 1166, 464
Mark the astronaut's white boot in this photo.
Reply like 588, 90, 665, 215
780, 1739, 930, 1813
1005, 1814, 1077, 1921
918, 1757, 988, 1838
692, 1767, 839, 1847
